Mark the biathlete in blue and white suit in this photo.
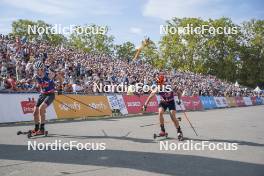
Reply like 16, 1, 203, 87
31, 61, 56, 135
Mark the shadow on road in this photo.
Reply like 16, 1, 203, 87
0, 144, 263, 176
46, 133, 156, 144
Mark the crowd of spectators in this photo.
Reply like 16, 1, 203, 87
0, 34, 262, 97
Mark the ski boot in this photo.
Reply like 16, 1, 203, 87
177, 127, 184, 141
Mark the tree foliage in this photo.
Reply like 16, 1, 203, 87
11, 19, 66, 46
69, 25, 114, 55
159, 17, 264, 88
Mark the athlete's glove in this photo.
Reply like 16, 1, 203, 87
177, 100, 181, 105
142, 105, 147, 112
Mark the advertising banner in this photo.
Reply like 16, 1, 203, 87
214, 97, 228, 108
243, 97, 253, 106
0, 93, 56, 123
255, 97, 262, 105
53, 95, 112, 119
226, 97, 237, 107
181, 96, 194, 111
234, 97, 245, 107
220, 97, 228, 107
107, 95, 120, 110
191, 96, 204, 110
200, 96, 211, 109
251, 97, 257, 105
116, 95, 128, 115
261, 97, 264, 105
122, 95, 142, 114
208, 96, 217, 109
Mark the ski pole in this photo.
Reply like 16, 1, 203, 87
183, 111, 198, 136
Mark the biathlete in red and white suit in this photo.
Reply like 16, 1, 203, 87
143, 73, 183, 140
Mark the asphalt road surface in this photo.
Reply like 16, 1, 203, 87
0, 105, 264, 176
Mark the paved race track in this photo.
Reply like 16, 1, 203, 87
0, 105, 264, 176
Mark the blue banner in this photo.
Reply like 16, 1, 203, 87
200, 96, 216, 109
208, 96, 217, 109
256, 97, 263, 105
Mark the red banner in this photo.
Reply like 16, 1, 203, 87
20, 98, 36, 114
182, 96, 194, 111
139, 95, 158, 113
234, 97, 245, 107
191, 96, 204, 110
123, 95, 142, 114
251, 96, 257, 105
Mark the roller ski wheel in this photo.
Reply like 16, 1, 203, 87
177, 132, 184, 141
153, 132, 168, 139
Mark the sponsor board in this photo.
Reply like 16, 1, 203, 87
192, 96, 203, 110
0, 94, 56, 123
214, 97, 228, 108
181, 96, 194, 111
122, 95, 142, 114
243, 97, 253, 106
53, 95, 112, 118
234, 97, 245, 107
226, 97, 237, 107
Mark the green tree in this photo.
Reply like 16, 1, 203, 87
238, 19, 264, 88
69, 25, 114, 55
160, 17, 241, 81
11, 19, 66, 46
114, 41, 136, 60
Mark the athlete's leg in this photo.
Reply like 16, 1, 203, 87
33, 106, 40, 131
33, 94, 45, 131
158, 106, 167, 135
38, 93, 55, 131
169, 102, 183, 140
170, 110, 180, 129
39, 102, 48, 123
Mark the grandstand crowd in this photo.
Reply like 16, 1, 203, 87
0, 34, 262, 97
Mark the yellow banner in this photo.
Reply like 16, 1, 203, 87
53, 95, 112, 119
226, 97, 237, 107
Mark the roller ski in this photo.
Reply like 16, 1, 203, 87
17, 130, 48, 138
28, 130, 48, 138
153, 131, 168, 139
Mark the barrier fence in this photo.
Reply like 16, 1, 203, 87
0, 93, 263, 123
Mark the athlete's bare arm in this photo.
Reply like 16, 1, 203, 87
144, 87, 158, 106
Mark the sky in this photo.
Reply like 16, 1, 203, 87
0, 0, 263, 46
